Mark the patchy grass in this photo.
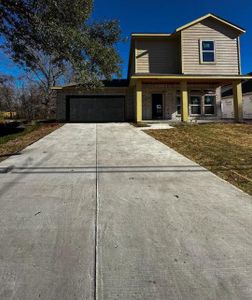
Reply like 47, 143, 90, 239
0, 123, 62, 162
145, 123, 252, 196
0, 124, 37, 144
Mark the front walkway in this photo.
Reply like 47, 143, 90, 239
0, 123, 252, 299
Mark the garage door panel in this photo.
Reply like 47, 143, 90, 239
68, 97, 125, 122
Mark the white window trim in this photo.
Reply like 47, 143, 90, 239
203, 94, 216, 116
189, 94, 202, 116
200, 40, 216, 64
176, 91, 216, 117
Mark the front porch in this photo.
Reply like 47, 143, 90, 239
132, 75, 248, 123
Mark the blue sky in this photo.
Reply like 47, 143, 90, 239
1, 0, 252, 80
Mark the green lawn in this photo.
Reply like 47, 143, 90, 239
145, 123, 252, 196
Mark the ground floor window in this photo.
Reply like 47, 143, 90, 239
190, 95, 201, 115
204, 95, 215, 115
175, 90, 216, 117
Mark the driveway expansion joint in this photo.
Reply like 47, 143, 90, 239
94, 123, 99, 300
0, 165, 14, 173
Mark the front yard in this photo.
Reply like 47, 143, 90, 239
146, 123, 252, 196
0, 123, 62, 163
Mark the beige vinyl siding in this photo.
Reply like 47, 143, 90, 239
135, 38, 181, 74
182, 18, 240, 75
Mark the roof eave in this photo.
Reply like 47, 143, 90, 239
131, 75, 252, 79
131, 33, 172, 37
176, 13, 246, 34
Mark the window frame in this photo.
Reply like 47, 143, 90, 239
176, 90, 217, 117
200, 40, 216, 64
203, 93, 216, 116
189, 94, 202, 116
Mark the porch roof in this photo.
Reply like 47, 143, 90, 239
130, 74, 252, 86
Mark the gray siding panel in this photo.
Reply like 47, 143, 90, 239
182, 19, 240, 75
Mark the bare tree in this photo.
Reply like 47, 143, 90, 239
15, 83, 43, 120
0, 74, 16, 117
23, 52, 66, 118
22, 51, 71, 118
0, 52, 73, 121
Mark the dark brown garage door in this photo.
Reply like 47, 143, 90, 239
66, 96, 125, 122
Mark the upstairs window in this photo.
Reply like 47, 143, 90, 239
200, 40, 215, 63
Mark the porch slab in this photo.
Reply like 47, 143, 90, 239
138, 123, 174, 130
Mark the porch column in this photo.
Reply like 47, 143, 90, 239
232, 80, 243, 122
180, 80, 189, 122
136, 80, 142, 122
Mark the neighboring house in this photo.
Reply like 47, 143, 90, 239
53, 13, 252, 123
0, 111, 17, 119
221, 74, 252, 119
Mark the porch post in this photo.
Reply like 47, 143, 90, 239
180, 80, 189, 122
136, 80, 142, 122
232, 80, 243, 122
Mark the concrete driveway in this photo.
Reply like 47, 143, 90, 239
0, 123, 252, 299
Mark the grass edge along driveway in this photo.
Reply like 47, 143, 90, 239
0, 123, 62, 163
145, 123, 252, 196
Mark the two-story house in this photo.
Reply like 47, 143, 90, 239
54, 13, 252, 123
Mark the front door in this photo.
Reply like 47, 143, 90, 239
152, 94, 163, 119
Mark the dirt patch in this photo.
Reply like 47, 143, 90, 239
145, 123, 252, 196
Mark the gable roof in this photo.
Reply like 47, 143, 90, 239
130, 13, 245, 39
176, 13, 246, 33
